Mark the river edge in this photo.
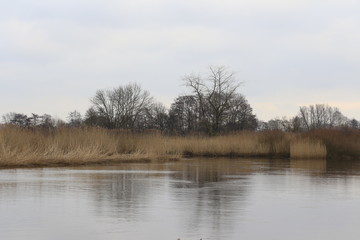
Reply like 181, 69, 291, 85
0, 153, 293, 170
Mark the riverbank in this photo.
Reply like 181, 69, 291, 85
0, 126, 359, 168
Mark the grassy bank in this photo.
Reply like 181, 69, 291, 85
0, 126, 359, 168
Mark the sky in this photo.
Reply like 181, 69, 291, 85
0, 0, 359, 121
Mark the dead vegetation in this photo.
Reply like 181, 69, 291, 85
0, 126, 358, 168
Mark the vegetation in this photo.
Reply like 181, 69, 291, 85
0, 125, 359, 168
1, 66, 359, 167
290, 138, 327, 159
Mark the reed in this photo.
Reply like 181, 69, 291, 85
305, 128, 360, 159
290, 138, 327, 159
0, 126, 359, 168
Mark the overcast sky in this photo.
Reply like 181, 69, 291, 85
1, 0, 359, 121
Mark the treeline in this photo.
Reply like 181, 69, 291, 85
259, 104, 359, 132
1, 66, 359, 134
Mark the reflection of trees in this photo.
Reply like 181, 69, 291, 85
169, 158, 270, 188
326, 159, 360, 174
290, 158, 360, 177
86, 170, 157, 220
2, 159, 360, 239
167, 159, 257, 237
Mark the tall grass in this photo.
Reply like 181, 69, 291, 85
0, 126, 359, 167
290, 138, 327, 159
304, 128, 360, 159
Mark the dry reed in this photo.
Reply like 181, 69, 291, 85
1, 126, 359, 168
0, 127, 293, 167
290, 138, 327, 159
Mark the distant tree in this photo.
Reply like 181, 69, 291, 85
256, 120, 268, 131
183, 66, 241, 134
54, 118, 67, 128
224, 94, 257, 131
265, 118, 285, 131
88, 83, 154, 129
290, 116, 302, 132
298, 104, 347, 130
168, 95, 199, 134
67, 110, 82, 127
2, 112, 55, 128
349, 119, 359, 129
146, 102, 169, 131
39, 114, 54, 128
84, 107, 105, 126
267, 116, 302, 132
2, 113, 30, 127
134, 102, 169, 131
180, 66, 257, 134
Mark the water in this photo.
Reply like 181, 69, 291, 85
1, 158, 360, 240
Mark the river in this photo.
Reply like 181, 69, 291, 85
1, 158, 360, 240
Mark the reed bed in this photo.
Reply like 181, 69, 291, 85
290, 138, 327, 159
304, 128, 360, 159
0, 126, 359, 168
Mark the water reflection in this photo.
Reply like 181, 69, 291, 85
1, 158, 360, 240
290, 158, 327, 172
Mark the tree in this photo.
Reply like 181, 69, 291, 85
349, 119, 359, 129
298, 104, 347, 130
146, 102, 169, 131
84, 107, 106, 126
67, 110, 82, 127
179, 66, 258, 134
168, 95, 199, 134
89, 83, 154, 129
2, 113, 30, 127
2, 112, 55, 128
224, 94, 257, 131
133, 102, 169, 131
183, 66, 240, 133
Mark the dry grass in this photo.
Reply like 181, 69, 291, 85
0, 127, 292, 167
290, 138, 327, 159
0, 126, 359, 168
160, 131, 292, 157
305, 128, 360, 159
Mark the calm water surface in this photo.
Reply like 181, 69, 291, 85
1, 158, 360, 240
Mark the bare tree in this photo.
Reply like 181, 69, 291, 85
89, 83, 153, 129
224, 94, 257, 131
169, 95, 199, 134
183, 66, 241, 134
299, 104, 347, 130
2, 113, 30, 127
84, 107, 106, 126
2, 112, 55, 128
137, 102, 169, 131
91, 89, 116, 128
67, 110, 82, 127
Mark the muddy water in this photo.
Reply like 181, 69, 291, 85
1, 158, 360, 240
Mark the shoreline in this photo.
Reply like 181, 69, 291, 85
1, 152, 357, 170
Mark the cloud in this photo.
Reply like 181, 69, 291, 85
0, 0, 359, 121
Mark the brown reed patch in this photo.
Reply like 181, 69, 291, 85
290, 138, 327, 159
1, 126, 358, 168
0, 127, 293, 167
304, 128, 360, 159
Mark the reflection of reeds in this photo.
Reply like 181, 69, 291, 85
290, 138, 327, 159
0, 126, 359, 168
290, 159, 327, 171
